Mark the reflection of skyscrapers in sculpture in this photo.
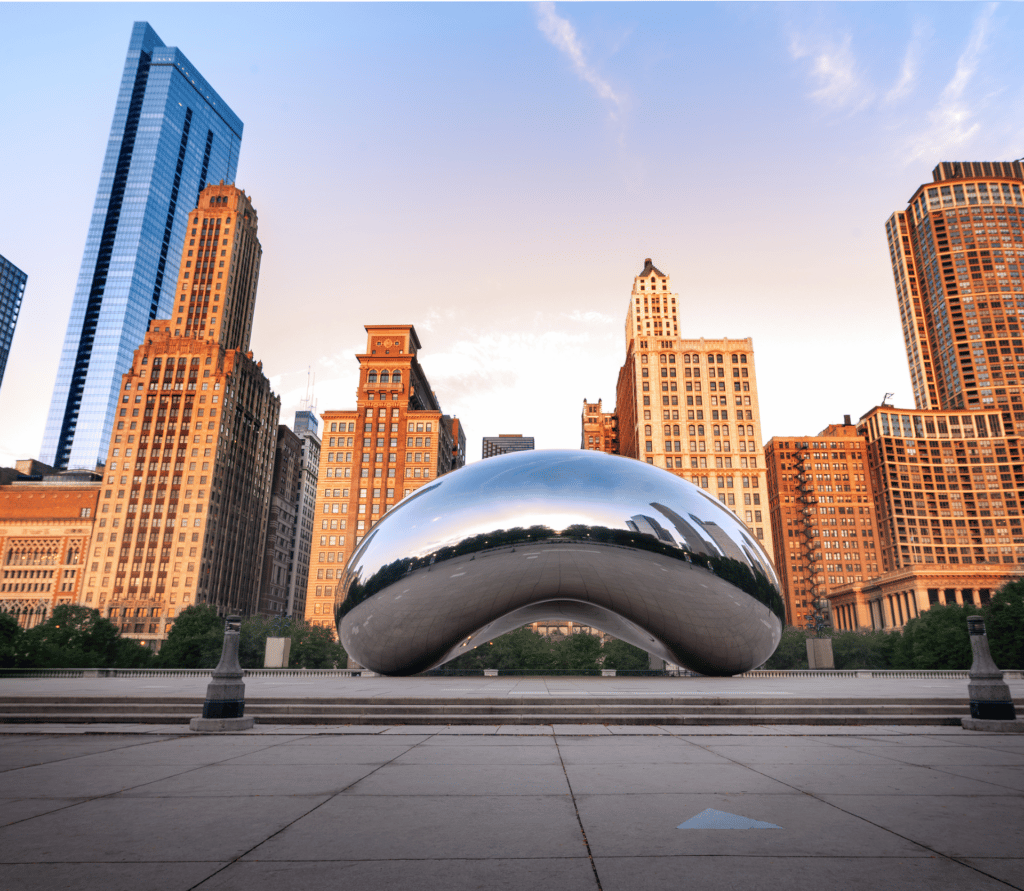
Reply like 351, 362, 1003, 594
584, 259, 773, 560
80, 184, 278, 647
43, 22, 243, 472
303, 325, 466, 628
0, 254, 27, 393
482, 434, 534, 459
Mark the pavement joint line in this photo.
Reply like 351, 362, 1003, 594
184, 729, 442, 891
0, 734, 175, 775
553, 734, 604, 891
684, 735, 1024, 890
0, 732, 323, 830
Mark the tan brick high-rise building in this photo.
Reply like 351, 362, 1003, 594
581, 399, 619, 453
303, 325, 465, 628
606, 260, 772, 553
826, 404, 1024, 631
80, 184, 279, 645
765, 421, 881, 628
887, 161, 1024, 414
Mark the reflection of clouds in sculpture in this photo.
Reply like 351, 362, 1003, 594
339, 450, 783, 677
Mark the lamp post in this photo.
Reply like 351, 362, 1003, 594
190, 615, 255, 732
961, 616, 1023, 733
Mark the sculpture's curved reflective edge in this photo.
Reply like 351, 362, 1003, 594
337, 450, 784, 676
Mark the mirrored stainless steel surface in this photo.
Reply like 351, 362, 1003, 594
338, 449, 783, 676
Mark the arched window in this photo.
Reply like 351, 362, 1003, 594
673, 425, 680, 435
392, 370, 402, 383
664, 425, 671, 436
697, 425, 705, 436
367, 371, 378, 384
380, 371, 390, 383
644, 425, 652, 436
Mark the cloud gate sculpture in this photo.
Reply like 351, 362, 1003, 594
337, 450, 783, 676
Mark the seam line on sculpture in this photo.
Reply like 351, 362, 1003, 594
554, 734, 604, 891
185, 729, 442, 891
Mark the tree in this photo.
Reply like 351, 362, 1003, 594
894, 602, 982, 670
13, 605, 153, 668
157, 604, 224, 668
829, 630, 897, 670
763, 627, 809, 669
599, 637, 650, 671
447, 627, 554, 671
289, 623, 347, 668
984, 580, 1024, 669
0, 612, 22, 668
551, 632, 603, 671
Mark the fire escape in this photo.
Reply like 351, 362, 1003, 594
794, 445, 830, 634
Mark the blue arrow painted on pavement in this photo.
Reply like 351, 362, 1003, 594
677, 808, 781, 830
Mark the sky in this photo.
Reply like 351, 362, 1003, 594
2, 2, 1024, 465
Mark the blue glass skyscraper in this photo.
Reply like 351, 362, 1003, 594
42, 22, 242, 470
0, 254, 27, 394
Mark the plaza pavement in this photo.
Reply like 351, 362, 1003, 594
0, 676, 1022, 891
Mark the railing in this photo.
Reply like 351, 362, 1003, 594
0, 668, 1019, 679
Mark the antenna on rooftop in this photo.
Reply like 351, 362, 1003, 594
299, 367, 317, 414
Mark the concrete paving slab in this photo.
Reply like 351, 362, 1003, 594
934, 764, 1024, 793
818, 793, 1024, 859
0, 797, 86, 826
0, 794, 330, 862
496, 724, 555, 735
118, 761, 384, 797
0, 861, 228, 891
392, 744, 562, 765
564, 762, 794, 795
594, 855, 1014, 891
418, 734, 556, 747
555, 742, 732, 765
697, 743, 899, 765
748, 762, 1020, 796
552, 724, 615, 735
243, 793, 585, 861
218, 743, 417, 766
198, 858, 598, 891
0, 762, 199, 799
347, 761, 571, 796
960, 858, 1024, 888
576, 792, 930, 858
871, 745, 1024, 766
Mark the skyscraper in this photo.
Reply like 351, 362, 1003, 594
581, 399, 618, 453
608, 260, 772, 555
82, 185, 278, 645
886, 161, 1024, 414
303, 325, 466, 628
0, 254, 27, 394
43, 22, 243, 472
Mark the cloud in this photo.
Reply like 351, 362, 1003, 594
536, 2, 623, 117
790, 32, 873, 111
883, 21, 928, 106
906, 3, 995, 162
563, 309, 615, 324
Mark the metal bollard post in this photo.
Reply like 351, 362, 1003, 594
961, 616, 1023, 733
190, 615, 255, 732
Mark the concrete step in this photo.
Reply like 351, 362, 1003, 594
0, 712, 965, 726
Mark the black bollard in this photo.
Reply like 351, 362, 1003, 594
961, 616, 1023, 733
190, 615, 255, 732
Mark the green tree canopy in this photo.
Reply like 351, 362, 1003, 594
984, 580, 1024, 669
156, 604, 224, 668
13, 605, 153, 668
0, 612, 23, 668
892, 602, 982, 670
599, 638, 651, 671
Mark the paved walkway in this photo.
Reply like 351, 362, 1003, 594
0, 722, 1021, 890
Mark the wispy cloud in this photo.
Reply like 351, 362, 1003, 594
563, 309, 615, 324
907, 3, 995, 162
883, 21, 928, 106
790, 33, 873, 111
536, 2, 623, 118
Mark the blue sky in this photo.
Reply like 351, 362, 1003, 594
2, 2, 1023, 463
